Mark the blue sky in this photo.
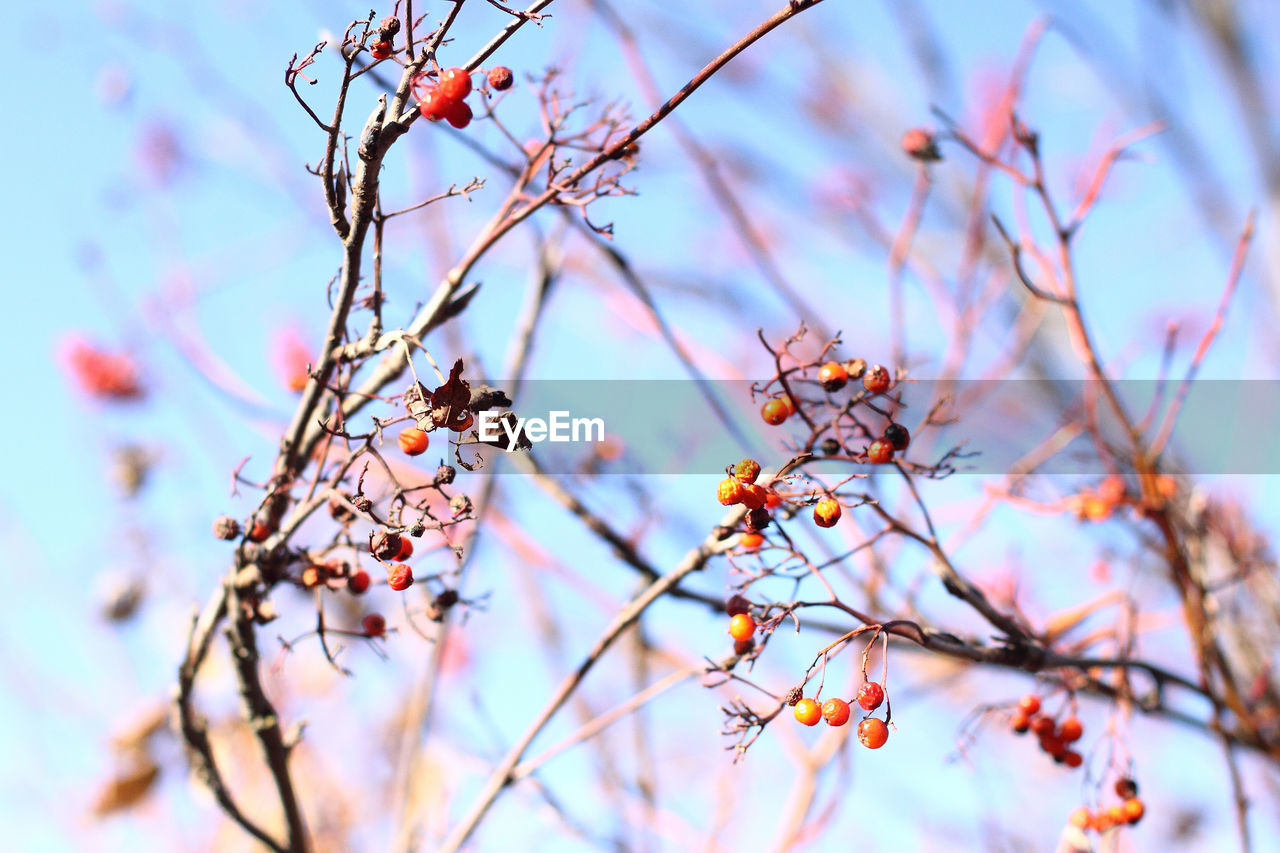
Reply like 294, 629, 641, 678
3, 0, 1279, 850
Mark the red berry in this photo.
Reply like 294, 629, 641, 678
717, 477, 745, 506
857, 718, 889, 749
794, 698, 822, 726
1058, 716, 1083, 742
1030, 715, 1055, 737
821, 698, 851, 727
761, 398, 791, 426
1040, 734, 1066, 758
817, 361, 848, 392
866, 439, 894, 464
417, 86, 452, 122
863, 365, 891, 394
487, 66, 514, 91
247, 521, 271, 543
347, 569, 371, 595
813, 497, 842, 528
399, 427, 429, 455
901, 127, 941, 161
387, 563, 414, 591
857, 681, 885, 711
1017, 693, 1042, 716
883, 423, 910, 451
1063, 750, 1083, 768
445, 99, 473, 129
1010, 711, 1030, 734
439, 67, 472, 101
728, 613, 756, 643
361, 613, 386, 637
1114, 778, 1138, 799
369, 40, 393, 60
733, 458, 761, 485
396, 537, 414, 561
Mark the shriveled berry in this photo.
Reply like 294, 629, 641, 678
487, 66, 513, 90
372, 531, 403, 561
717, 477, 745, 506
863, 364, 891, 394
822, 697, 851, 726
794, 698, 822, 726
399, 427, 429, 455
347, 569, 371, 595
857, 681, 885, 711
1114, 778, 1138, 799
813, 497, 842, 528
725, 594, 752, 617
739, 483, 768, 510
843, 357, 867, 379
817, 361, 848, 392
361, 613, 386, 637
387, 563, 414, 591
866, 439, 894, 464
745, 508, 771, 530
883, 423, 910, 451
820, 437, 841, 456
213, 515, 241, 541
439, 67, 472, 101
733, 458, 761, 485
733, 637, 754, 656
857, 717, 889, 749
728, 613, 756, 643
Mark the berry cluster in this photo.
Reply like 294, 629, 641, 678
716, 457, 779, 532
415, 67, 477, 129
1068, 779, 1145, 835
791, 681, 890, 749
368, 15, 400, 61
1009, 694, 1084, 767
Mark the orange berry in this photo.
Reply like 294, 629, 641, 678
1068, 807, 1092, 830
399, 427, 430, 456
728, 613, 756, 643
1058, 716, 1083, 742
1010, 711, 1030, 734
361, 613, 386, 637
1017, 694, 1042, 716
739, 483, 768, 510
817, 361, 848, 392
821, 697, 851, 726
763, 490, 782, 510
733, 458, 761, 484
247, 521, 271, 543
866, 439, 894, 464
813, 497, 842, 528
1082, 495, 1112, 522
794, 698, 822, 726
739, 532, 764, 552
857, 717, 889, 748
761, 398, 791, 425
1105, 805, 1126, 828
1122, 797, 1144, 824
863, 365, 891, 394
717, 478, 745, 506
301, 565, 322, 588
387, 563, 414, 591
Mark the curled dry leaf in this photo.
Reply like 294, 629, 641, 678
92, 757, 161, 818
